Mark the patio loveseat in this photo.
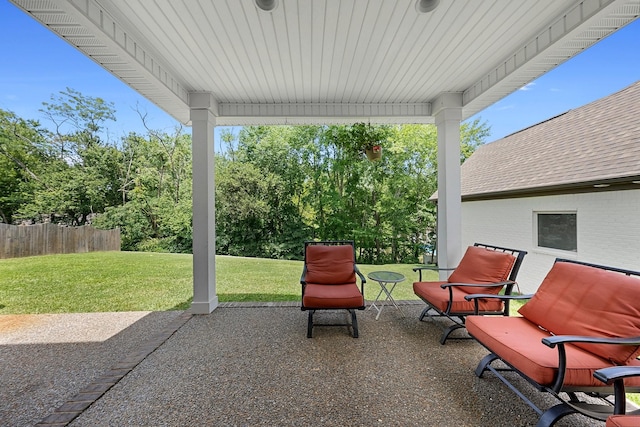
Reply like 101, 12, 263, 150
466, 258, 640, 427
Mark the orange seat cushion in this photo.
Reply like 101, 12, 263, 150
607, 415, 640, 427
413, 281, 504, 314
466, 316, 640, 388
302, 283, 364, 309
304, 244, 355, 285
447, 246, 516, 295
518, 262, 640, 365
412, 246, 516, 314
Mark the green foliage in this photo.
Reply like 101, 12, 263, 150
3, 89, 121, 225
343, 122, 391, 154
92, 202, 152, 251
1, 88, 491, 262
0, 110, 50, 223
461, 118, 491, 161
40, 87, 116, 141
92, 129, 193, 252
209, 123, 442, 262
216, 127, 311, 259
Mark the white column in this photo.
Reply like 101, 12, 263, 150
433, 93, 463, 280
189, 93, 219, 314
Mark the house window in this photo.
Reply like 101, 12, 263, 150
536, 212, 577, 252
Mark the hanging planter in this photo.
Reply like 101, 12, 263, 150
365, 144, 382, 161
350, 122, 387, 162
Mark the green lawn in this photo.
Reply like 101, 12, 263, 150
0, 251, 428, 314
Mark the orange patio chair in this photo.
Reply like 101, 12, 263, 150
413, 243, 527, 344
300, 240, 366, 338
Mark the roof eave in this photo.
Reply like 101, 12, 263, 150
454, 176, 640, 202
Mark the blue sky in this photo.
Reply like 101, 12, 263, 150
467, 17, 640, 140
1, 0, 639, 144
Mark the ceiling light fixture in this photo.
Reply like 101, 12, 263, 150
593, 184, 610, 188
416, 0, 440, 13
255, 0, 278, 12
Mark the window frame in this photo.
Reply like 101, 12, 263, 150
533, 211, 578, 256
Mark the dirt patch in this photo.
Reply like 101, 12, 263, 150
0, 314, 42, 333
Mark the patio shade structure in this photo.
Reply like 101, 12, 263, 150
9, 0, 640, 313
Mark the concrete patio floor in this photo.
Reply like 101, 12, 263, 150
1, 303, 608, 426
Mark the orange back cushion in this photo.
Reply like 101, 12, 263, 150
447, 246, 516, 294
304, 244, 356, 285
518, 261, 640, 364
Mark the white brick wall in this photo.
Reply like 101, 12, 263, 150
461, 189, 640, 294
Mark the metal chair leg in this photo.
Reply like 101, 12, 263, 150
440, 323, 466, 344
536, 403, 576, 427
418, 306, 431, 321
307, 310, 314, 338
475, 353, 500, 377
350, 309, 359, 338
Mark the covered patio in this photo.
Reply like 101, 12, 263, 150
1, 303, 608, 426
4, 1, 640, 425
9, 0, 640, 314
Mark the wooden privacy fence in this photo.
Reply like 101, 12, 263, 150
0, 223, 120, 259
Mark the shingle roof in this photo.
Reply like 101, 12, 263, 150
457, 80, 640, 199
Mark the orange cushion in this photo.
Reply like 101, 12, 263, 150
607, 415, 640, 427
413, 281, 504, 314
302, 283, 363, 309
304, 244, 355, 285
466, 316, 640, 388
518, 261, 640, 365
447, 246, 516, 295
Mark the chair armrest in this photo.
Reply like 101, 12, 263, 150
412, 266, 456, 271
354, 266, 366, 294
464, 292, 533, 315
594, 366, 640, 414
542, 335, 640, 348
594, 366, 640, 384
438, 281, 515, 315
443, 280, 515, 289
300, 266, 307, 285
412, 265, 456, 281
464, 293, 533, 301
541, 334, 640, 393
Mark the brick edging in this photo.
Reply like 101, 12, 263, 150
36, 312, 193, 426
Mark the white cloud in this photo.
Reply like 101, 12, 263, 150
496, 104, 515, 111
519, 82, 535, 91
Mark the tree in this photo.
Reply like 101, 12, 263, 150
13, 89, 119, 225
209, 121, 489, 262
93, 127, 193, 252
461, 118, 491, 161
217, 126, 311, 258
0, 110, 49, 223
40, 87, 117, 159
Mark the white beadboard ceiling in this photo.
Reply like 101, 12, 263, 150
10, 0, 640, 126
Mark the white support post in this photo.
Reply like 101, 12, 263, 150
189, 93, 219, 314
433, 93, 463, 280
